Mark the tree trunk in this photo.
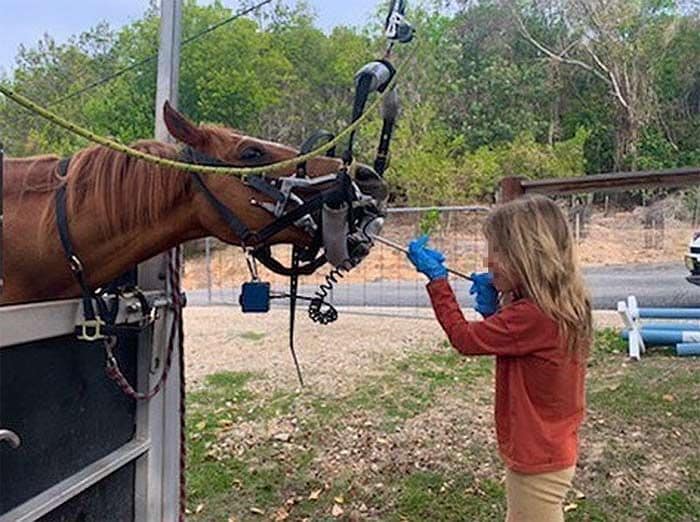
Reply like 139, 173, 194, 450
614, 107, 641, 171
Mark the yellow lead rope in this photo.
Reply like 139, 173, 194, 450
0, 44, 417, 177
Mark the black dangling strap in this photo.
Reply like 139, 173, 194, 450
288, 247, 305, 387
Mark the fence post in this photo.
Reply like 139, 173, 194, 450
0, 141, 3, 299
205, 237, 212, 305
499, 176, 526, 203
575, 212, 581, 245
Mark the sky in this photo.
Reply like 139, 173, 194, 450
0, 0, 380, 75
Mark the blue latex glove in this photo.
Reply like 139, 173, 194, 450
407, 235, 448, 280
470, 272, 499, 317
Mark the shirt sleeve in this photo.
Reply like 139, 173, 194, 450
426, 278, 552, 357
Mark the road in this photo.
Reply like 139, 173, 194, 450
186, 262, 700, 310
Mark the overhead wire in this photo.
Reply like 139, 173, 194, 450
46, 0, 274, 107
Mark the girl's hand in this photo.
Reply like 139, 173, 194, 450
406, 235, 448, 281
469, 272, 499, 317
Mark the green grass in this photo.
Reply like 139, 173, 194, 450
389, 472, 505, 521
237, 331, 267, 342
186, 332, 700, 521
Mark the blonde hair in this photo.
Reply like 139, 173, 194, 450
484, 195, 593, 353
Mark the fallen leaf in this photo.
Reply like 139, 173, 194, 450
332, 504, 344, 517
195, 504, 204, 514
334, 496, 344, 504
228, 517, 238, 522
274, 507, 290, 521
564, 503, 578, 512
574, 488, 586, 500
195, 421, 207, 431
250, 507, 265, 515
273, 432, 292, 442
308, 489, 322, 501
662, 394, 675, 402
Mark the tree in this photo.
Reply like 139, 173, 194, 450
509, 0, 683, 169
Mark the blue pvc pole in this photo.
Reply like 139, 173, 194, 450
676, 343, 700, 356
639, 308, 700, 319
621, 329, 700, 345
642, 323, 700, 331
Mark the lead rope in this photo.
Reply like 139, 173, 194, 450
170, 247, 187, 522
100, 249, 187, 518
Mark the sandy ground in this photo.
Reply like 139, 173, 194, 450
183, 307, 621, 391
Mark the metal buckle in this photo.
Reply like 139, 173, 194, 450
77, 317, 106, 342
69, 255, 84, 274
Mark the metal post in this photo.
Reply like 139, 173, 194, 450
156, 2, 183, 521
135, 1, 184, 521
575, 212, 581, 245
0, 141, 4, 299
205, 237, 212, 305
155, 0, 182, 141
499, 176, 526, 203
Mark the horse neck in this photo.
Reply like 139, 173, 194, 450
66, 199, 203, 292
2, 146, 206, 304
60, 144, 206, 294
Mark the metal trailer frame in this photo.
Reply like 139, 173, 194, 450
1, 2, 184, 520
0, 288, 181, 521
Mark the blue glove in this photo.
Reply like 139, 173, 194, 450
407, 235, 448, 280
470, 272, 499, 317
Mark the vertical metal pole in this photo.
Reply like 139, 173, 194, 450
575, 212, 581, 245
135, 1, 184, 521
205, 237, 212, 305
155, 0, 182, 141
156, 2, 184, 521
0, 141, 4, 299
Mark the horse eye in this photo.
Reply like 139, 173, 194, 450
240, 147, 265, 161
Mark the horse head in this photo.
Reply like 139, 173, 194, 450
163, 102, 389, 267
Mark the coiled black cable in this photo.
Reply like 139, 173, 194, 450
308, 256, 360, 324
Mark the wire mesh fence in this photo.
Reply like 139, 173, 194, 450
182, 195, 700, 313
182, 207, 489, 309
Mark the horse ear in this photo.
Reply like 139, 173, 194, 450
163, 101, 206, 147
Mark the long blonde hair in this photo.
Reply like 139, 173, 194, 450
484, 195, 593, 353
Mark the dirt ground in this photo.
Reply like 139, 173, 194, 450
183, 307, 621, 392
183, 307, 700, 521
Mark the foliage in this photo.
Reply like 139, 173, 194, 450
1, 0, 698, 204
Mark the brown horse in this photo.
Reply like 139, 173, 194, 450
2, 103, 386, 305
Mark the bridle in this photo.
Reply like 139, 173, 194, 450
180, 143, 383, 278
54, 0, 414, 387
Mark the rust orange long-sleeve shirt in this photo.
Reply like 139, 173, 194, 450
427, 278, 586, 474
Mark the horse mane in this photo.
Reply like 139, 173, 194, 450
41, 140, 192, 237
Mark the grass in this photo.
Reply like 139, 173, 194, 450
186, 330, 700, 521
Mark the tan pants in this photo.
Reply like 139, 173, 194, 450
505, 466, 575, 522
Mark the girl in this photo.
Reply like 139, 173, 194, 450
407, 195, 592, 522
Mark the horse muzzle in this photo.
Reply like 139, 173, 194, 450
321, 164, 388, 268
